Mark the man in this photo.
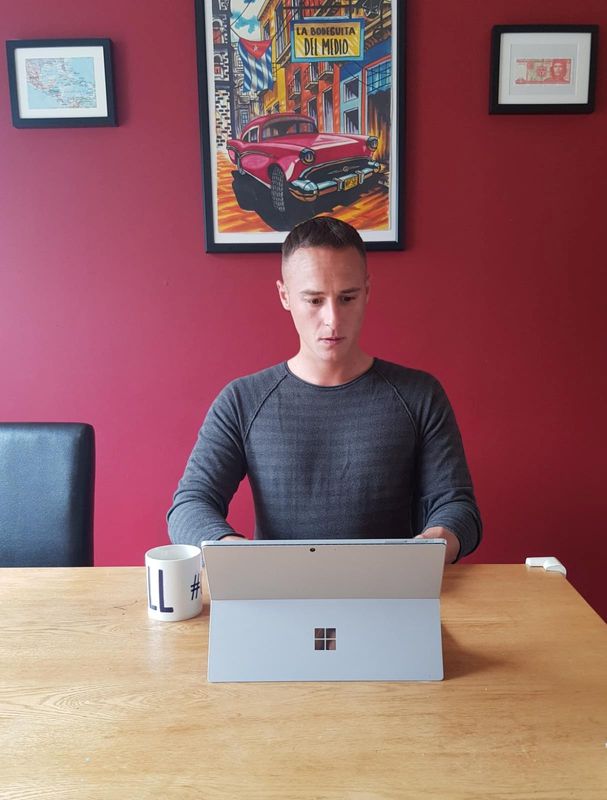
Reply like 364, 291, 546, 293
168, 217, 481, 563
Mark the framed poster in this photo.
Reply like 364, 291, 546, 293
195, 0, 404, 252
6, 39, 117, 128
489, 25, 598, 114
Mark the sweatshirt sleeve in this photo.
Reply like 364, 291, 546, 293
167, 386, 248, 545
413, 377, 482, 559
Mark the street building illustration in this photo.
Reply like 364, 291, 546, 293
201, 0, 398, 246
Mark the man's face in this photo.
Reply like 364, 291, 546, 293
277, 245, 369, 368
552, 61, 565, 77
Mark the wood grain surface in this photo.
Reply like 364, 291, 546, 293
0, 565, 605, 799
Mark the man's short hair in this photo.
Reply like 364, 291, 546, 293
282, 216, 367, 263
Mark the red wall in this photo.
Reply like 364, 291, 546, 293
1, 1, 606, 620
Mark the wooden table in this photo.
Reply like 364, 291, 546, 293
1, 565, 605, 799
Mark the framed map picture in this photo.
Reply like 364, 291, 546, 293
195, 0, 405, 252
6, 39, 117, 128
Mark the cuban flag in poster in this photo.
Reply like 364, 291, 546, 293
238, 37, 273, 93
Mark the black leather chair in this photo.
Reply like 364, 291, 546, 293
0, 423, 95, 567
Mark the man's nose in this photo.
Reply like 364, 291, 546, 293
323, 300, 340, 330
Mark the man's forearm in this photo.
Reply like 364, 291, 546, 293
167, 495, 241, 545
418, 490, 482, 559
415, 526, 461, 564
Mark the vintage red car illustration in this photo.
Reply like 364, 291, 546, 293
226, 113, 381, 214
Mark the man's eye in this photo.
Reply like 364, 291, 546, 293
308, 298, 322, 305
341, 295, 355, 303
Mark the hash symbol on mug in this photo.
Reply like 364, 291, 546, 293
147, 567, 174, 613
190, 574, 201, 600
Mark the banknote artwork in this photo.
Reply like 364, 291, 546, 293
195, 0, 404, 252
489, 26, 598, 115
514, 58, 572, 85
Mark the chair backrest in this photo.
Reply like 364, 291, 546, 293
0, 423, 95, 567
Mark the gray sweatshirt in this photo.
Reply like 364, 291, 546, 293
167, 359, 482, 558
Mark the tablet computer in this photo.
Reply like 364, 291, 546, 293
203, 538, 446, 682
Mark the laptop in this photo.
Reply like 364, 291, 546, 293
202, 538, 446, 683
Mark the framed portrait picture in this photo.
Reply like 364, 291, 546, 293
489, 25, 598, 114
195, 0, 405, 253
6, 38, 117, 128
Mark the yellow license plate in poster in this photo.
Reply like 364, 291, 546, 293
342, 175, 358, 191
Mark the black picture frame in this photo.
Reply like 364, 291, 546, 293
195, 0, 405, 253
6, 38, 117, 128
489, 25, 598, 115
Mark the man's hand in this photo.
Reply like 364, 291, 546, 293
218, 535, 247, 542
415, 527, 461, 564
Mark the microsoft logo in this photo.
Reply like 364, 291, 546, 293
314, 627, 336, 651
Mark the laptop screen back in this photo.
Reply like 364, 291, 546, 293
203, 538, 446, 600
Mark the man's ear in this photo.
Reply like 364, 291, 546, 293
276, 280, 290, 310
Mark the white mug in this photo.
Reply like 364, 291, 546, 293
145, 544, 203, 622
